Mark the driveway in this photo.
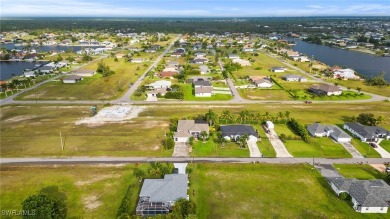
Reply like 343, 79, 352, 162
145, 95, 157, 102
172, 142, 189, 157
247, 136, 262, 158
315, 164, 342, 178
340, 142, 364, 158
373, 144, 390, 158
266, 130, 293, 157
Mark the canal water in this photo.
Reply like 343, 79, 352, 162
292, 40, 390, 81
0, 43, 103, 52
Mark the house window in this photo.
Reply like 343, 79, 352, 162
380, 207, 383, 210
366, 208, 369, 210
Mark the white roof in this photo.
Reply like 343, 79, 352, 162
147, 80, 172, 87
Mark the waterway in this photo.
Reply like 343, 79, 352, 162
291, 40, 390, 81
0, 61, 48, 80
0, 43, 103, 53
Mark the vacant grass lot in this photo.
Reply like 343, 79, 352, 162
17, 58, 150, 100
191, 139, 249, 157
190, 163, 385, 219
238, 88, 292, 100
253, 125, 276, 157
333, 164, 383, 180
0, 105, 171, 157
0, 164, 139, 219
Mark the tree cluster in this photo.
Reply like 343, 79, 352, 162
96, 61, 115, 77
287, 118, 310, 142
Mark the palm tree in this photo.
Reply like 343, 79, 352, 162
221, 109, 231, 124
133, 168, 146, 182
264, 112, 270, 121
357, 87, 362, 93
277, 112, 284, 122
238, 134, 249, 148
148, 161, 162, 176
200, 131, 208, 142
205, 109, 217, 127
376, 115, 385, 125
284, 111, 291, 121
239, 110, 250, 123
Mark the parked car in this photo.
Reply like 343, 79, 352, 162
369, 142, 378, 148
386, 167, 390, 173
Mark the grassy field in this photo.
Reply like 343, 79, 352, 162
238, 88, 292, 100
2, 102, 390, 158
191, 139, 249, 157
0, 105, 172, 157
17, 58, 149, 100
0, 164, 140, 219
189, 163, 386, 219
380, 140, 390, 153
327, 78, 390, 97
333, 164, 383, 180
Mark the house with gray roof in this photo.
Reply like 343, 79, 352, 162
327, 177, 390, 213
344, 122, 390, 142
193, 80, 213, 97
307, 123, 351, 142
136, 174, 189, 216
174, 120, 209, 142
220, 125, 258, 141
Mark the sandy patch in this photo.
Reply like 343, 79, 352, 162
370, 164, 386, 173
75, 173, 121, 186
76, 105, 145, 126
83, 195, 102, 211
3, 115, 40, 123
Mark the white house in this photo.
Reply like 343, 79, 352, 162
333, 68, 359, 80
249, 76, 273, 88
24, 71, 36, 78
270, 67, 287, 73
227, 54, 240, 59
199, 65, 210, 74
307, 123, 352, 142
146, 80, 172, 89
131, 58, 144, 63
232, 59, 251, 66
174, 120, 209, 142
283, 74, 307, 82
72, 69, 95, 77
309, 84, 342, 96
63, 75, 83, 84
327, 177, 390, 214
193, 81, 213, 97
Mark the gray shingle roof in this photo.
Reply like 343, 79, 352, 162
307, 123, 351, 140
139, 174, 188, 203
345, 122, 390, 139
328, 177, 390, 207
220, 125, 258, 137
193, 81, 212, 87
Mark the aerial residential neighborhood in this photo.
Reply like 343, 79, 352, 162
1, 2, 390, 219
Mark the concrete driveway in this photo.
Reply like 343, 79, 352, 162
373, 144, 390, 158
172, 142, 189, 157
247, 136, 262, 158
145, 95, 157, 102
266, 130, 293, 157
340, 142, 364, 158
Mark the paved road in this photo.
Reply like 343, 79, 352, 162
218, 60, 244, 102
113, 35, 182, 104
1, 157, 389, 165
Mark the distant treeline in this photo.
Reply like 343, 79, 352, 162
2, 17, 388, 33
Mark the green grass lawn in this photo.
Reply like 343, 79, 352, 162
238, 88, 292, 100
349, 136, 381, 158
333, 164, 383, 180
0, 164, 140, 219
181, 84, 232, 101
191, 139, 249, 157
17, 58, 149, 100
189, 163, 385, 219
327, 78, 390, 98
0, 105, 172, 157
380, 140, 390, 153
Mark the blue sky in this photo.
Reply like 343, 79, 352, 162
1, 0, 390, 17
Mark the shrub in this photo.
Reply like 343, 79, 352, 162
339, 192, 352, 201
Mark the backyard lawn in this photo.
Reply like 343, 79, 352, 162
191, 139, 249, 157
253, 125, 276, 157
189, 163, 385, 219
333, 164, 383, 180
238, 88, 292, 100
0, 164, 140, 219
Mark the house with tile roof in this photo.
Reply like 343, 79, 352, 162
309, 84, 342, 96
174, 120, 209, 142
